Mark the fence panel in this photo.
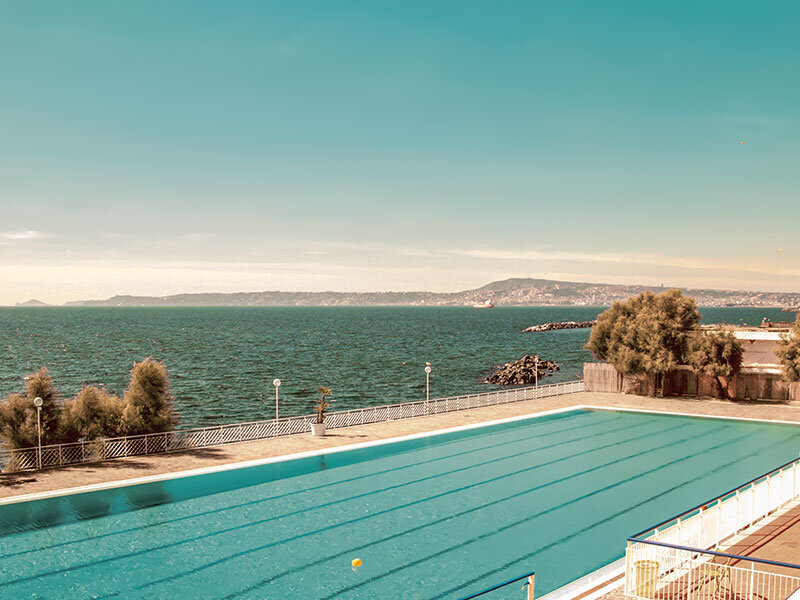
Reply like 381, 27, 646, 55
626, 543, 800, 600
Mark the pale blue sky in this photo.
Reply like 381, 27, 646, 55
1, 1, 798, 303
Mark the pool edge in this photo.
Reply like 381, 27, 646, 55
0, 404, 585, 506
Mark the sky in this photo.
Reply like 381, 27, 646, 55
1, 1, 798, 304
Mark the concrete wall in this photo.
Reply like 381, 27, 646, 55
583, 362, 800, 402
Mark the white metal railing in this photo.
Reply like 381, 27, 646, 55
626, 458, 800, 600
0, 380, 584, 473
626, 543, 800, 600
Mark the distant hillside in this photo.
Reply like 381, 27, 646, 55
15, 299, 52, 307
64, 279, 800, 308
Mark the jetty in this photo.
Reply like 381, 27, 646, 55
523, 320, 596, 333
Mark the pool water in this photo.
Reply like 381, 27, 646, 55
1, 409, 799, 599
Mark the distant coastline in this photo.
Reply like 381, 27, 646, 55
14, 277, 800, 308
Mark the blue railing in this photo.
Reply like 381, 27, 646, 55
630, 456, 800, 541
457, 571, 535, 600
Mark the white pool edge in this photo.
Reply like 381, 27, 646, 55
4, 402, 800, 506
539, 558, 625, 600
0, 404, 584, 506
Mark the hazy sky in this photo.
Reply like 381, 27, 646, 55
1, 1, 798, 304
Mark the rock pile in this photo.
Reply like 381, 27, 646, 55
484, 355, 559, 386
523, 320, 596, 333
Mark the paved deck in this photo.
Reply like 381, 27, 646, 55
723, 501, 800, 574
3, 391, 800, 501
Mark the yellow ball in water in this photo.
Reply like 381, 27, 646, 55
351, 558, 362, 568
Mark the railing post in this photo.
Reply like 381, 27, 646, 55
144, 435, 149, 455
748, 562, 755, 600
736, 489, 741, 532
624, 541, 632, 596
768, 476, 773, 513
527, 574, 535, 600
699, 508, 703, 545
58, 444, 63, 466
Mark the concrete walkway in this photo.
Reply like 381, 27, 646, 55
3, 391, 800, 500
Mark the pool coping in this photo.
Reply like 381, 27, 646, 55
4, 403, 800, 507
0, 404, 582, 506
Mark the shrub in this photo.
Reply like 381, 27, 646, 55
777, 314, 800, 382
0, 368, 63, 449
587, 290, 701, 376
122, 358, 177, 435
687, 330, 744, 398
60, 386, 124, 442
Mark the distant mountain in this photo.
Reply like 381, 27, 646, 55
63, 278, 800, 308
15, 299, 52, 307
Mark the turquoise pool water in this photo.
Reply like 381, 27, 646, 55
1, 409, 799, 599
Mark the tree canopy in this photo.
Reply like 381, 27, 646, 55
0, 359, 177, 451
776, 314, 800, 382
687, 330, 743, 398
121, 358, 177, 435
587, 289, 701, 375
0, 368, 62, 449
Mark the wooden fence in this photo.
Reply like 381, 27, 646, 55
584, 362, 800, 401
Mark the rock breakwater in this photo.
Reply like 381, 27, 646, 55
484, 354, 559, 385
523, 320, 596, 333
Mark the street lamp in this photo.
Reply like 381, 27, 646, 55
33, 396, 43, 469
424, 363, 432, 413
272, 379, 281, 421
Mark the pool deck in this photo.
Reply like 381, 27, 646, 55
3, 390, 800, 501
721, 500, 800, 574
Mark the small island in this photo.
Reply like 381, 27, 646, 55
14, 299, 52, 307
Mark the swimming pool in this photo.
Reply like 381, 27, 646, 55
1, 408, 799, 599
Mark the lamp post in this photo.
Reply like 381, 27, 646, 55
272, 379, 281, 421
424, 364, 432, 413
33, 396, 43, 470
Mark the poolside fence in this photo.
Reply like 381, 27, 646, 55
0, 379, 584, 473
625, 457, 800, 600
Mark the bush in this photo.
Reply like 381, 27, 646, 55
0, 360, 178, 451
122, 358, 177, 435
777, 314, 800, 382
687, 330, 743, 398
60, 386, 124, 442
587, 290, 701, 376
0, 368, 63, 449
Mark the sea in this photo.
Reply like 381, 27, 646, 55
0, 306, 790, 429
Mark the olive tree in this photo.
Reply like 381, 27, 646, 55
687, 330, 743, 398
776, 314, 800, 382
587, 289, 701, 378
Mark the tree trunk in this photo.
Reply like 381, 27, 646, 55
714, 375, 726, 399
